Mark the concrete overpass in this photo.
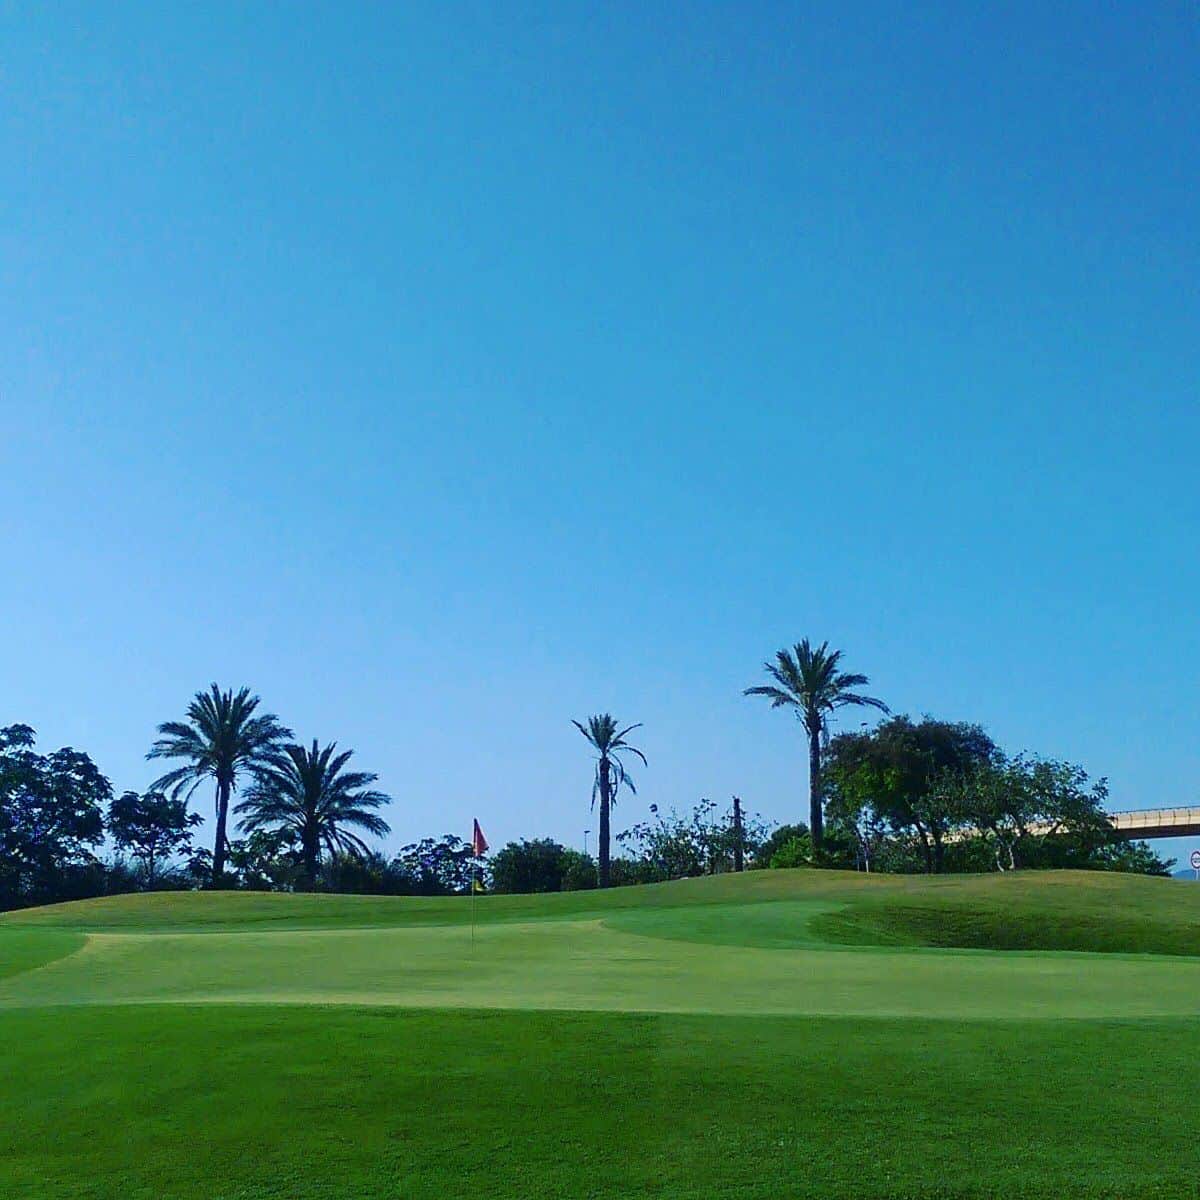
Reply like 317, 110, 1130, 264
950, 807, 1200, 844
1108, 807, 1200, 840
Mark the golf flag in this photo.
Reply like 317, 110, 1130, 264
472, 819, 489, 857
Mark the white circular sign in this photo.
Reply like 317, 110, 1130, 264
1190, 850, 1200, 871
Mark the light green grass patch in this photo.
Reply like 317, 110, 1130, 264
4, 911, 1200, 1019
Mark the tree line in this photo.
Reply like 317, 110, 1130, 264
0, 640, 1174, 910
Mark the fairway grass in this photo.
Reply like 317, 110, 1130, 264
4, 869, 1200, 1198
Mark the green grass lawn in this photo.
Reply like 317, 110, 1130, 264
4, 869, 1200, 1198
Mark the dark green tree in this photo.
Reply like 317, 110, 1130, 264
490, 838, 576, 894
225, 829, 300, 890
0, 725, 109, 909
940, 755, 1123, 872
236, 740, 391, 888
744, 640, 888, 849
147, 684, 291, 884
388, 835, 475, 895
559, 848, 598, 891
572, 715, 646, 888
751, 822, 810, 868
826, 716, 1000, 872
107, 790, 201, 887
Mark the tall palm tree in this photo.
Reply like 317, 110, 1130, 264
744, 640, 888, 850
235, 740, 391, 888
147, 684, 291, 883
573, 714, 646, 888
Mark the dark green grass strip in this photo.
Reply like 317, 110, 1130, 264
2, 1004, 1197, 1199
0, 930, 86, 980
813, 899, 1200, 955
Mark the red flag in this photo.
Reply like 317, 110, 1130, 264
472, 819, 489, 857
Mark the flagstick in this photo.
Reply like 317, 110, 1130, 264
470, 854, 477, 950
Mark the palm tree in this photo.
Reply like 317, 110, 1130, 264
744, 640, 888, 850
573, 714, 646, 888
147, 684, 291, 883
235, 740, 391, 888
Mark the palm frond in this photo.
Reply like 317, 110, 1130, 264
235, 737, 392, 869
745, 640, 887, 734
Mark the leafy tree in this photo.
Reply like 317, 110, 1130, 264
99, 856, 147, 897
226, 829, 300, 890
107, 790, 201, 887
769, 834, 812, 869
826, 716, 999, 872
822, 793, 891, 872
1086, 840, 1173, 876
0, 725, 109, 909
317, 850, 396, 894
572, 715, 646, 888
751, 823, 810, 869
744, 640, 888, 849
940, 755, 1130, 872
180, 830, 299, 891
236, 740, 391, 888
608, 857, 667, 886
491, 838, 578, 894
389, 835, 474, 895
753, 820, 859, 871
559, 848, 598, 891
147, 684, 291, 884
619, 799, 768, 879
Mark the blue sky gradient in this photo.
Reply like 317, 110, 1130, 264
3, 4, 1198, 861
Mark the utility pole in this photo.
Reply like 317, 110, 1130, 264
732, 796, 745, 873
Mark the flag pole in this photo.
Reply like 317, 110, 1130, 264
469, 819, 487, 952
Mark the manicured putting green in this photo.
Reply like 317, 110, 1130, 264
5, 908, 1200, 1019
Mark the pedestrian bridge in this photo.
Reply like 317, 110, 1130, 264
1109, 807, 1200, 840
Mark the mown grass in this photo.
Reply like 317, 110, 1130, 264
2, 1004, 1197, 1200
0, 929, 85, 980
0, 868, 890, 931
4, 871, 1200, 1198
814, 897, 1200, 955
7, 867, 1200, 953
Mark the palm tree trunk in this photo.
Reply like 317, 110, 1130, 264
808, 726, 824, 851
212, 779, 230, 884
732, 796, 745, 872
598, 759, 612, 888
303, 835, 319, 890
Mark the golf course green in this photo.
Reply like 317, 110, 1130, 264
4, 869, 1200, 1198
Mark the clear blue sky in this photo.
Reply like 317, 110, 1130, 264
3, 3, 1197, 863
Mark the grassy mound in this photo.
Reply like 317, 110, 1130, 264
809, 871, 1200, 956
814, 897, 1200, 955
7, 867, 1200, 953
